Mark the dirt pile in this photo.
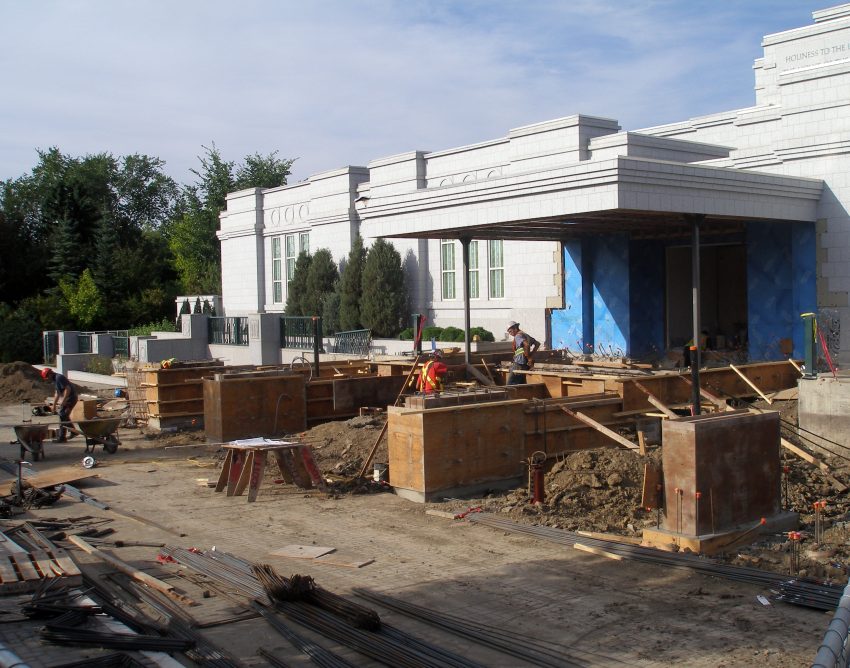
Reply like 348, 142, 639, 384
299, 414, 386, 476
0, 362, 56, 403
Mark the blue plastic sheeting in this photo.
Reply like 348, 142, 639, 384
747, 221, 816, 359
629, 239, 665, 357
593, 234, 630, 355
551, 240, 586, 354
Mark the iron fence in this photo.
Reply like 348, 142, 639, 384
113, 336, 130, 358
208, 317, 249, 346
332, 329, 371, 356
42, 332, 58, 365
77, 334, 92, 354
280, 316, 322, 350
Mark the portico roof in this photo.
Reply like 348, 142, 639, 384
360, 155, 824, 242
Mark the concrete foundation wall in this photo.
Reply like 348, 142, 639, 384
798, 375, 850, 454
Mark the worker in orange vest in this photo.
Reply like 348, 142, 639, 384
417, 350, 448, 394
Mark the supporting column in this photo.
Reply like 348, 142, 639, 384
460, 237, 471, 366
689, 214, 704, 416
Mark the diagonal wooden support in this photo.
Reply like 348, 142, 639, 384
466, 363, 494, 386
679, 376, 728, 411
730, 364, 772, 404
560, 406, 639, 451
631, 381, 678, 419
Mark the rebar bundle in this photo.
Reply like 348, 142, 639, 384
467, 513, 845, 606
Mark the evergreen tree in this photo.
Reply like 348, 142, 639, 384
338, 234, 365, 331
285, 252, 312, 316
360, 239, 407, 338
49, 217, 83, 283
322, 289, 341, 335
304, 248, 338, 316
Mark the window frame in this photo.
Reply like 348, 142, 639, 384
441, 239, 456, 300
488, 239, 504, 299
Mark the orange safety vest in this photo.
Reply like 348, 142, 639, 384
418, 360, 444, 393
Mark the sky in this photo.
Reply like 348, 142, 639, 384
0, 0, 831, 186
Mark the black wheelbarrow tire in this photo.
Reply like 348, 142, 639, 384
104, 436, 119, 454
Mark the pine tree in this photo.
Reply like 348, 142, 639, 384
360, 239, 407, 338
285, 252, 312, 316
338, 234, 365, 331
49, 217, 83, 283
304, 249, 338, 316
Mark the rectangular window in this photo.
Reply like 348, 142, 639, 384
468, 240, 479, 299
272, 237, 283, 303
285, 234, 298, 284
441, 239, 456, 300
489, 240, 504, 299
299, 232, 310, 255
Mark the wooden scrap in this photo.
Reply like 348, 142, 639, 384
574, 543, 623, 560
576, 530, 642, 545
559, 406, 639, 451
465, 363, 494, 387
781, 437, 847, 492
270, 545, 336, 559
425, 509, 457, 520
0, 467, 99, 496
729, 364, 772, 404
788, 358, 804, 376
313, 555, 375, 569
641, 461, 662, 509
632, 381, 678, 419
68, 535, 195, 606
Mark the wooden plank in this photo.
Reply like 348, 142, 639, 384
233, 451, 254, 497
560, 407, 639, 451
313, 555, 375, 569
270, 545, 336, 559
0, 556, 18, 584
246, 450, 267, 503
576, 530, 643, 545
215, 450, 232, 493
788, 358, 804, 375
641, 461, 662, 509
29, 549, 54, 578
465, 363, 494, 386
68, 535, 195, 606
679, 375, 727, 410
631, 381, 678, 419
10, 554, 39, 581
0, 468, 99, 496
780, 437, 847, 492
730, 364, 772, 404
574, 543, 623, 560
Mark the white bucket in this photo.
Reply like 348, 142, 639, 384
373, 462, 388, 483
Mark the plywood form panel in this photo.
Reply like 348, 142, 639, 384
332, 375, 407, 412
661, 411, 781, 536
388, 412, 426, 491
203, 375, 306, 442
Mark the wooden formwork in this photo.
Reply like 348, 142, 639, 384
388, 400, 528, 502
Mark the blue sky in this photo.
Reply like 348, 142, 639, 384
0, 1, 830, 185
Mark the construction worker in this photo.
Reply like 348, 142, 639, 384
507, 321, 540, 385
417, 350, 448, 394
41, 368, 78, 442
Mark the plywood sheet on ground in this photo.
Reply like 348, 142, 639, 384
0, 468, 98, 496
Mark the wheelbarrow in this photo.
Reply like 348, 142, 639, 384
11, 424, 51, 461
70, 418, 122, 454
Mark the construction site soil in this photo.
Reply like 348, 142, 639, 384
0, 362, 847, 665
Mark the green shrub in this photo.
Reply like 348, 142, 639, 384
421, 326, 444, 341
360, 239, 407, 337
398, 328, 414, 340
470, 326, 495, 342
86, 355, 114, 375
441, 326, 464, 342
129, 318, 178, 336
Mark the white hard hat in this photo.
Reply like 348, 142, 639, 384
507, 321, 519, 331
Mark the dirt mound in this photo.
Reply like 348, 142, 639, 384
300, 414, 386, 477
0, 362, 56, 403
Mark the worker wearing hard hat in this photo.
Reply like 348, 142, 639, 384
417, 350, 448, 394
507, 321, 540, 385
41, 368, 78, 442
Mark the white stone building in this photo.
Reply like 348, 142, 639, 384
218, 4, 850, 365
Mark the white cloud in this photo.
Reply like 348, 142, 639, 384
0, 0, 826, 184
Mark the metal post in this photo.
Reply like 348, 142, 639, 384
801, 312, 817, 378
461, 237, 472, 367
690, 215, 703, 415
312, 316, 321, 378
412, 313, 424, 356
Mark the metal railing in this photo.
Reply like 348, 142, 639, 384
43, 332, 58, 365
113, 336, 130, 358
332, 329, 371, 356
208, 317, 249, 346
280, 316, 322, 350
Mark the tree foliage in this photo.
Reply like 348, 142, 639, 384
360, 239, 407, 338
304, 249, 338, 317
285, 252, 312, 316
338, 235, 365, 331
0, 142, 295, 362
